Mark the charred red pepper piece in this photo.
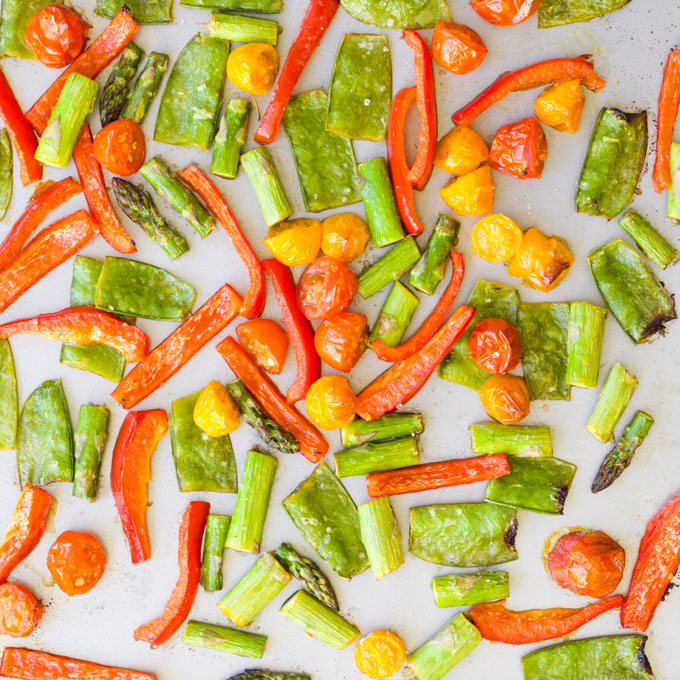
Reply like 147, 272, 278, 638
653, 47, 680, 193
489, 117, 548, 179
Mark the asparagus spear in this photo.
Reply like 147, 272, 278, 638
410, 215, 460, 295
587, 362, 638, 443
566, 301, 607, 389
358, 157, 405, 247
112, 178, 189, 260
212, 98, 252, 180
229, 673, 310, 680
432, 572, 509, 608
209, 13, 279, 45
358, 497, 403, 579
0, 129, 12, 221
619, 210, 677, 269
200, 514, 230, 592
72, 405, 110, 502
368, 282, 418, 347
358, 237, 421, 298
334, 437, 420, 478
341, 412, 423, 447
100, 42, 144, 127
470, 422, 553, 457
241, 147, 292, 228
122, 52, 169, 124
183, 621, 266, 657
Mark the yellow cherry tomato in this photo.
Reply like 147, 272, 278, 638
193, 380, 240, 437
434, 126, 489, 176
264, 218, 322, 267
305, 376, 356, 430
321, 213, 370, 263
227, 43, 279, 96
534, 79, 585, 134
355, 630, 406, 679
439, 165, 495, 216
470, 214, 524, 262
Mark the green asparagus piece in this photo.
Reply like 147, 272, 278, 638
358, 157, 405, 247
587, 362, 638, 443
341, 412, 423, 447
274, 543, 339, 612
470, 422, 553, 457
566, 301, 607, 389
122, 52, 169, 124
619, 210, 677, 269
241, 147, 293, 228
180, 0, 281, 10
99, 42, 143, 127
334, 437, 420, 478
0, 129, 12, 220
228, 673, 309, 680
592, 410, 654, 493
97, 0, 173, 22
668, 143, 680, 220
432, 571, 509, 608
410, 215, 460, 295
201, 514, 230, 592
183, 621, 266, 657
280, 590, 359, 650
0, 339, 18, 450
210, 12, 279, 45
218, 552, 291, 626
358, 237, 421, 298
212, 98, 251, 180
538, 0, 632, 27
358, 497, 403, 579
72, 405, 109, 502
368, 281, 418, 347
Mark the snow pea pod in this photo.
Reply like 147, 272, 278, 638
340, 0, 450, 29
97, 0, 173, 22
538, 0, 631, 27
72, 405, 110, 501
180, 0, 281, 10
0, 0, 56, 59
0, 129, 12, 220
0, 340, 18, 450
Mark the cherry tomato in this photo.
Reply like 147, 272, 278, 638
24, 4, 88, 68
264, 218, 322, 267
305, 375, 356, 430
489, 117, 548, 180
439, 166, 495, 216
469, 319, 522, 374
434, 126, 489, 177
314, 312, 368, 373
296, 256, 358, 321
193, 380, 240, 437
470, 214, 523, 262
534, 79, 585, 134
432, 21, 488, 75
227, 43, 279, 96
479, 374, 530, 424
470, 0, 540, 25
0, 584, 43, 638
46, 531, 106, 596
355, 629, 406, 679
321, 213, 370, 263
236, 319, 288, 374
92, 120, 146, 177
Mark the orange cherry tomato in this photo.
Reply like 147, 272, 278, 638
489, 117, 548, 180
534, 79, 585, 134
439, 165, 495, 216
432, 21, 488, 75
305, 375, 356, 430
321, 213, 370, 263
470, 214, 523, 262
479, 374, 530, 424
46, 531, 106, 596
469, 319, 522, 374
92, 120, 146, 177
470, 0, 540, 25
434, 126, 489, 177
0, 583, 43, 638
355, 629, 406, 679
314, 312, 368, 373
24, 4, 88, 68
296, 256, 358, 321
236, 319, 289, 375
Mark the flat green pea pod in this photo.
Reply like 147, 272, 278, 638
0, 340, 18, 450
522, 635, 655, 680
538, 0, 632, 27
17, 379, 73, 486
282, 90, 363, 213
179, 0, 282, 11
0, 129, 12, 220
170, 391, 238, 493
155, 34, 231, 151
340, 0, 450, 29
95, 256, 196, 321
72, 405, 110, 502
97, 0, 173, 22
0, 0, 57, 59
575, 108, 648, 219
327, 34, 392, 142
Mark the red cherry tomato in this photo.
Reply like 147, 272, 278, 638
46, 531, 106, 596
314, 312, 368, 373
470, 0, 540, 25
296, 256, 358, 321
92, 120, 147, 177
479, 374, 530, 424
432, 21, 488, 75
469, 319, 522, 374
24, 4, 88, 68
236, 319, 289, 375
0, 583, 43, 638
489, 117, 548, 180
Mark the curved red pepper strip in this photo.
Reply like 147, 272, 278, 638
262, 259, 320, 404
134, 501, 209, 647
453, 57, 606, 128
621, 490, 680, 631
653, 47, 680, 193
110, 410, 168, 565
469, 595, 624, 644
372, 249, 464, 362
255, 0, 339, 145
0, 485, 52, 584
402, 29, 437, 192
388, 88, 425, 236
178, 165, 265, 319
356, 305, 476, 421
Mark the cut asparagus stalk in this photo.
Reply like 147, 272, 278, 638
358, 157, 405, 247
72, 405, 109, 502
368, 281, 419, 347
201, 514, 230, 592
225, 450, 277, 553
211, 98, 251, 180
470, 422, 553, 457
334, 437, 420, 478
228, 673, 310, 680
358, 237, 421, 298
358, 497, 403, 579
183, 620, 266, 657
122, 52, 169, 124
100, 42, 144, 127
241, 147, 292, 228
209, 12, 279, 45
592, 410, 654, 493
566, 301, 607, 389
409, 215, 460, 295
218, 552, 291, 626
619, 210, 677, 269
432, 571, 509, 608
669, 142, 680, 220
341, 412, 423, 447
587, 363, 638, 443
279, 590, 359, 650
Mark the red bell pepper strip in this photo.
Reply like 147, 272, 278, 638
0, 178, 82, 274
356, 305, 476, 421
110, 410, 168, 564
262, 259, 320, 403
177, 165, 265, 319
134, 501, 209, 647
112, 284, 242, 409
372, 249, 464, 362
0, 209, 97, 315
0, 648, 156, 680
254, 0, 339, 145
468, 595, 624, 644
621, 490, 680, 632
73, 124, 136, 254
0, 485, 52, 584
0, 307, 149, 363
217, 336, 329, 463
652, 47, 680, 193
367, 453, 510, 498
402, 30, 436, 192
0, 68, 42, 186
452, 57, 606, 128
26, 8, 138, 134
388, 88, 425, 236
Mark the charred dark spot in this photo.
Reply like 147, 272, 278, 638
661, 579, 678, 602
554, 487, 569, 514
636, 637, 653, 675
504, 518, 518, 551
609, 108, 647, 125
641, 311, 677, 341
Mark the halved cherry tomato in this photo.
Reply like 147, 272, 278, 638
439, 165, 495, 216
470, 0, 540, 25
469, 319, 521, 374
0, 583, 43, 638
470, 214, 523, 262
314, 312, 368, 373
305, 375, 356, 430
480, 374, 530, 424
355, 629, 406, 679
296, 256, 357, 321
434, 126, 489, 176
46, 531, 106, 596
432, 22, 488, 75
236, 319, 288, 375
24, 4, 88, 68
321, 213, 370, 263
489, 117, 547, 180
534, 79, 585, 134
92, 119, 146, 177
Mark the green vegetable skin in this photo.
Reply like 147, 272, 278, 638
183, 621, 267, 658
155, 34, 230, 151
439, 280, 520, 390
522, 635, 655, 680
341, 412, 423, 447
241, 147, 293, 228
0, 129, 12, 220
432, 572, 509, 608
470, 422, 553, 457
538, 0, 631, 27
210, 13, 279, 45
282, 90, 363, 213
619, 210, 677, 269
170, 391, 238, 493
0, 340, 18, 450
369, 281, 418, 347
122, 52, 169, 124
340, 0, 450, 29
327, 34, 392, 142
587, 362, 637, 443
357, 237, 421, 299
566, 301, 607, 389
589, 238, 676, 343
358, 497, 403, 579
410, 215, 460, 295
212, 99, 252, 180
17, 379, 73, 486
0, 0, 58, 59
99, 42, 144, 128
282, 463, 369, 580
358, 157, 405, 247
409, 503, 518, 567
180, 0, 281, 10
333, 437, 420, 477
575, 108, 648, 219
72, 405, 110, 502
200, 514, 230, 592
97, 0, 173, 22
